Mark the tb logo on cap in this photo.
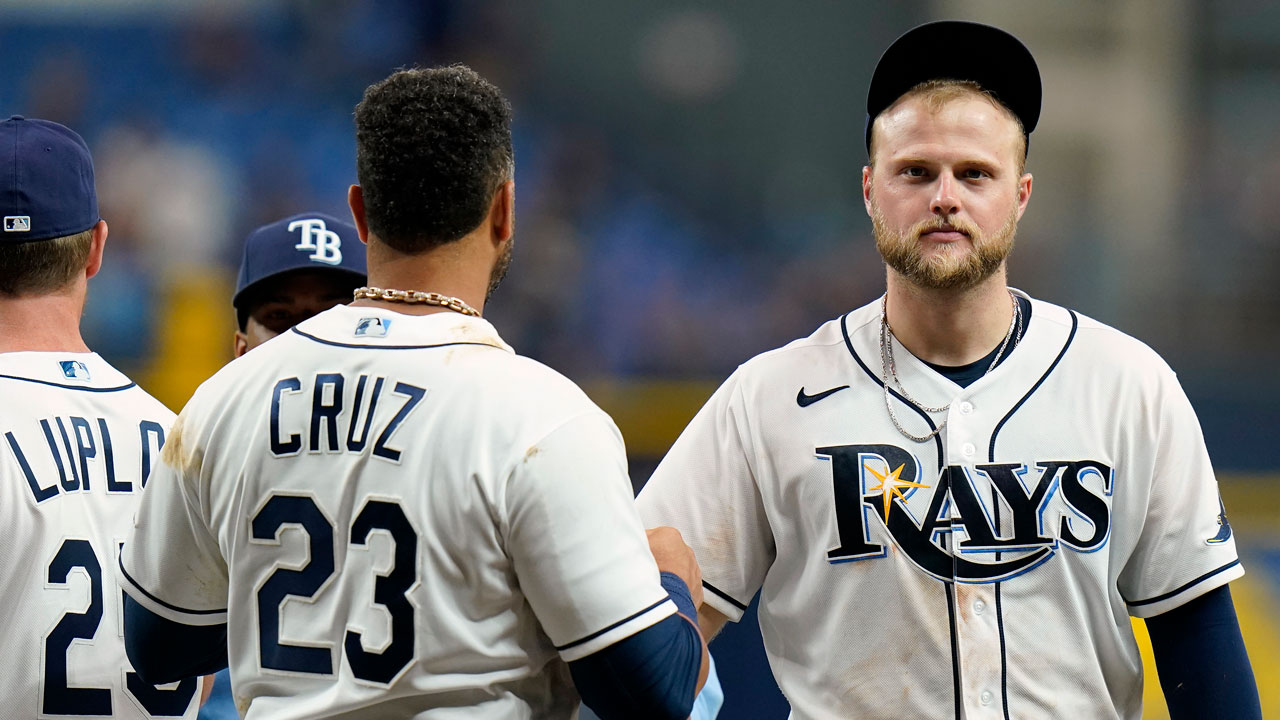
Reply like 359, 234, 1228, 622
289, 218, 342, 265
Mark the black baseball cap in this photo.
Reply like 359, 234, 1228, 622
865, 20, 1041, 156
233, 212, 367, 312
0, 116, 100, 243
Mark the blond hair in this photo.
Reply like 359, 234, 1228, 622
869, 79, 1027, 174
0, 229, 93, 296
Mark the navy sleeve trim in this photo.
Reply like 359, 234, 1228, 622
988, 309, 1078, 460
555, 597, 670, 652
703, 581, 748, 612
291, 327, 500, 351
0, 373, 136, 393
1125, 559, 1241, 608
119, 556, 227, 616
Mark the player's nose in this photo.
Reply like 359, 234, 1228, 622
930, 174, 960, 216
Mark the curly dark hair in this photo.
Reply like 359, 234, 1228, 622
354, 65, 514, 253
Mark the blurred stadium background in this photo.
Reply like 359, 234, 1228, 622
1, 0, 1275, 717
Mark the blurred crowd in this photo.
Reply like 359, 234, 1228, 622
1, 0, 1277, 468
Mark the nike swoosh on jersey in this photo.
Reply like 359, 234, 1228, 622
796, 385, 850, 407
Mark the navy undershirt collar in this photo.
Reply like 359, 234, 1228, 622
922, 296, 1033, 389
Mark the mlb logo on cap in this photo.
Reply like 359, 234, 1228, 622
59, 360, 90, 382
0, 116, 99, 243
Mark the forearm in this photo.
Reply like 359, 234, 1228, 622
1146, 585, 1261, 720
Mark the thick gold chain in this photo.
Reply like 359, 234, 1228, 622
352, 286, 480, 317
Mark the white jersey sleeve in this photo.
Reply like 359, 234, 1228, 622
506, 412, 674, 661
636, 369, 774, 622
118, 402, 228, 626
1117, 362, 1242, 617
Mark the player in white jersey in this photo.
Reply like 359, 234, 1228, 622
119, 65, 708, 719
637, 21, 1261, 720
0, 116, 200, 718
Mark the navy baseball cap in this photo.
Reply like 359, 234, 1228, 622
865, 21, 1041, 156
233, 212, 367, 311
0, 116, 99, 243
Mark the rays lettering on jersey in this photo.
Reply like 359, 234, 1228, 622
5, 417, 165, 503
818, 443, 1113, 583
269, 374, 426, 461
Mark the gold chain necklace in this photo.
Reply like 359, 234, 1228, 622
880, 290, 1021, 443
352, 286, 481, 317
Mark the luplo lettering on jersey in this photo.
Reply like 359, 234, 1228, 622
5, 415, 165, 503
819, 443, 1113, 583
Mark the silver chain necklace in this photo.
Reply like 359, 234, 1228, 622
880, 290, 1021, 443
353, 286, 481, 317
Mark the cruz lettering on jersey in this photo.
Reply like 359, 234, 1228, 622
288, 218, 343, 265
270, 374, 426, 461
818, 443, 1114, 583
5, 417, 161, 503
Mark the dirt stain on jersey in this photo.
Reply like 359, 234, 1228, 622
523, 444, 540, 463
159, 411, 204, 474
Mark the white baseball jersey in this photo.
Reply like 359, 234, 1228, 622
118, 305, 675, 719
0, 351, 199, 719
637, 292, 1242, 720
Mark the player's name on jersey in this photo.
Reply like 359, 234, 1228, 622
270, 373, 424, 460
5, 415, 165, 503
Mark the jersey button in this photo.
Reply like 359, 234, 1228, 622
973, 599, 986, 614
958, 401, 973, 415
961, 442, 976, 457
980, 690, 994, 705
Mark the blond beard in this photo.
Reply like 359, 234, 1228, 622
871, 201, 1018, 291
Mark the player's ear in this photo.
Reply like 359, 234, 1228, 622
1015, 172, 1033, 220
862, 166, 875, 216
347, 185, 369, 246
233, 330, 249, 358
85, 220, 108, 280
489, 180, 514, 245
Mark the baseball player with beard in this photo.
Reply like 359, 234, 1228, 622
117, 65, 708, 719
637, 21, 1261, 720
0, 116, 200, 718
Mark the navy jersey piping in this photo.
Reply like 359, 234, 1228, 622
842, 310, 956, 716
992, 490, 1011, 720
290, 326, 502, 351
944, 582, 962, 720
987, 310, 1078, 459
840, 312, 944, 469
555, 597, 671, 652
703, 581, 749, 612
984, 309, 1076, 718
118, 556, 227, 617
1125, 560, 1242, 608
0, 373, 135, 393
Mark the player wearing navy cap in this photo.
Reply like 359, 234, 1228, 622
638, 21, 1261, 719
119, 65, 708, 719
191, 212, 371, 719
231, 212, 367, 357
0, 116, 200, 717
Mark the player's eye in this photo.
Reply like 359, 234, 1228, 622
961, 168, 990, 180
903, 166, 927, 179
